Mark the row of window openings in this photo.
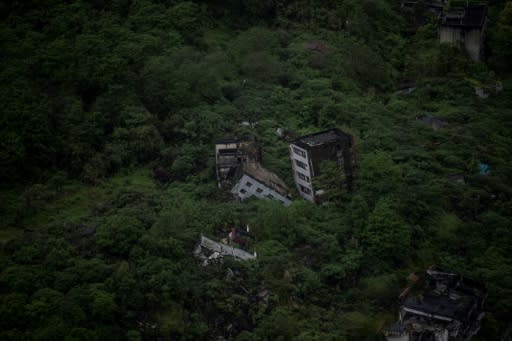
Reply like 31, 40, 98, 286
240, 188, 264, 194
299, 185, 312, 195
239, 188, 285, 204
242, 170, 310, 195
241, 170, 310, 197
293, 147, 306, 158
297, 172, 310, 183
295, 159, 307, 170
243, 181, 264, 192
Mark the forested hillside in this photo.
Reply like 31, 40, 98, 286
1, 0, 511, 339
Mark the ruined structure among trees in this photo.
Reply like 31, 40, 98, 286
289, 128, 355, 203
215, 138, 291, 205
384, 266, 487, 341
439, 4, 488, 61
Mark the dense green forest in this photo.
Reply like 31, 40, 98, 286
1, 0, 512, 339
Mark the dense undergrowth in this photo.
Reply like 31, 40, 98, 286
1, 0, 512, 339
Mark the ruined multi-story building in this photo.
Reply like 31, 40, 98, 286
289, 128, 354, 203
384, 266, 487, 341
439, 4, 488, 61
215, 137, 291, 206
215, 137, 261, 189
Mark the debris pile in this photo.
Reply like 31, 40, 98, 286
384, 266, 487, 341
194, 234, 256, 266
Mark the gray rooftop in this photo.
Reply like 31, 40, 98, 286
402, 266, 486, 322
293, 128, 352, 149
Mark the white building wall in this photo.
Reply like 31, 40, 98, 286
289, 144, 315, 202
440, 26, 463, 45
293, 173, 311, 189
215, 143, 238, 153
232, 174, 292, 206
291, 150, 309, 165
197, 235, 256, 260
440, 27, 483, 61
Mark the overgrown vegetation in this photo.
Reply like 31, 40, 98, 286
1, 0, 511, 339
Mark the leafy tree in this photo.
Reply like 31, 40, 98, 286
0, 1, 511, 339
341, 311, 379, 340
489, 2, 512, 73
363, 197, 411, 267
91, 289, 118, 322
313, 160, 345, 203
356, 151, 401, 199
254, 307, 301, 340
96, 215, 145, 256
25, 288, 64, 327
0, 293, 29, 330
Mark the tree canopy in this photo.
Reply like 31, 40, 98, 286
1, 0, 511, 339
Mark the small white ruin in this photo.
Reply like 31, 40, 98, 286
194, 235, 256, 266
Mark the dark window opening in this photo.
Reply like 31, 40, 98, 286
297, 172, 310, 182
299, 185, 311, 194
293, 147, 306, 157
295, 159, 307, 169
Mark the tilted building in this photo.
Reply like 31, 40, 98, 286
289, 128, 354, 203
215, 137, 291, 206
231, 162, 292, 206
384, 266, 487, 341
439, 4, 488, 61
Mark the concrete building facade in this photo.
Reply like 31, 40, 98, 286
439, 4, 488, 61
289, 128, 354, 203
215, 137, 291, 206
232, 172, 292, 206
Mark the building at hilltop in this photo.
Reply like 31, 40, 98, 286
439, 4, 488, 61
215, 137, 291, 206
289, 128, 354, 203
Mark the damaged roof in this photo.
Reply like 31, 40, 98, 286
243, 162, 289, 196
403, 293, 477, 321
293, 128, 352, 149
402, 266, 487, 322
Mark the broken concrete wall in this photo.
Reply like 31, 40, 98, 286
195, 235, 256, 262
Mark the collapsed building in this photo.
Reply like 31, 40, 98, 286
215, 137, 292, 206
215, 137, 261, 188
384, 266, 487, 341
289, 128, 355, 203
194, 234, 257, 266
